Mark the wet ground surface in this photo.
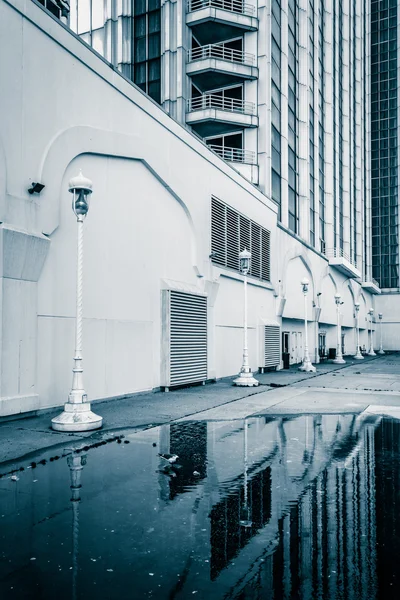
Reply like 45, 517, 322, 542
1, 412, 400, 599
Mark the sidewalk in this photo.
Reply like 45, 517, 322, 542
0, 354, 391, 467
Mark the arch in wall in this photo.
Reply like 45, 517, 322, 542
358, 292, 369, 330
319, 270, 339, 325
37, 126, 200, 275
318, 266, 338, 296
280, 248, 315, 301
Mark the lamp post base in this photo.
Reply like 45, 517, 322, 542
299, 359, 316, 372
378, 349, 385, 355
353, 351, 364, 360
367, 350, 376, 357
51, 402, 103, 432
233, 369, 259, 387
333, 357, 346, 364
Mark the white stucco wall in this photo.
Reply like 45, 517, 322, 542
0, 0, 280, 413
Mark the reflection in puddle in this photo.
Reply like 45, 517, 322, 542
1, 413, 400, 598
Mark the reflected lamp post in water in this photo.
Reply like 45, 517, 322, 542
378, 313, 385, 355
353, 302, 364, 360
233, 249, 259, 387
299, 278, 316, 372
368, 308, 376, 356
240, 418, 252, 528
52, 172, 102, 432
333, 293, 346, 364
68, 453, 87, 600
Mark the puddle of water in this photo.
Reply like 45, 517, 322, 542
0, 414, 399, 599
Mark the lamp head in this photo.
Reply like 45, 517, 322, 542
378, 312, 382, 319
239, 248, 251, 275
68, 170, 93, 219
301, 277, 309, 294
369, 308, 374, 315
334, 293, 341, 305
354, 302, 360, 312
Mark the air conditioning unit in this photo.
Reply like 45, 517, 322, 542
161, 289, 208, 391
259, 319, 281, 372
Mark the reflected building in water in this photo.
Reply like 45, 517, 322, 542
158, 413, 381, 599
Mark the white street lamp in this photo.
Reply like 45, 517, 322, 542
333, 293, 346, 364
239, 418, 252, 528
353, 302, 364, 360
378, 312, 385, 355
68, 453, 86, 599
367, 308, 376, 356
299, 278, 316, 372
233, 249, 259, 387
52, 171, 103, 432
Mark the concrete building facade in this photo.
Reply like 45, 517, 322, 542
0, 0, 380, 418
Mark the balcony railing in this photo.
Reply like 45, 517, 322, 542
207, 145, 256, 164
187, 0, 256, 17
188, 44, 255, 65
188, 94, 255, 114
323, 247, 358, 270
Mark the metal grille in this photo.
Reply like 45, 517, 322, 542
264, 325, 280, 368
211, 197, 271, 282
169, 291, 208, 387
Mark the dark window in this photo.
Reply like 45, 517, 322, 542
134, 0, 162, 104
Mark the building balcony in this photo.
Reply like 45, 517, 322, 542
323, 248, 361, 279
207, 145, 259, 184
186, 0, 258, 46
186, 94, 258, 136
361, 278, 381, 295
187, 44, 258, 91
207, 144, 255, 164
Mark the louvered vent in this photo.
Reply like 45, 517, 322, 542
264, 325, 280, 368
162, 290, 208, 389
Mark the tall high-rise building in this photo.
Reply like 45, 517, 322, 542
64, 0, 371, 278
370, 0, 398, 290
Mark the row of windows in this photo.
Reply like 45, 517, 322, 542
371, 29, 397, 45
133, 0, 161, 104
211, 197, 271, 282
271, 0, 282, 217
371, 0, 398, 290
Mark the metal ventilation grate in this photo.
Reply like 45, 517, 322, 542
211, 196, 271, 282
163, 290, 208, 388
264, 325, 280, 368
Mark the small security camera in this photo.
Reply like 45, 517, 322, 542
28, 182, 45, 195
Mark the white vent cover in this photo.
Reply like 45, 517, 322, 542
162, 290, 208, 389
264, 325, 281, 368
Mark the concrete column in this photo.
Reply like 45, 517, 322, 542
0, 225, 50, 417
354, 0, 363, 272
298, 0, 309, 240
364, 0, 372, 280
161, 0, 188, 123
257, 1, 270, 196
332, 0, 340, 250
341, 1, 351, 259
313, 0, 321, 247
323, 0, 335, 252
280, 0, 289, 229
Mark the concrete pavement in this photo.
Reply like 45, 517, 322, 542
1, 353, 400, 468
